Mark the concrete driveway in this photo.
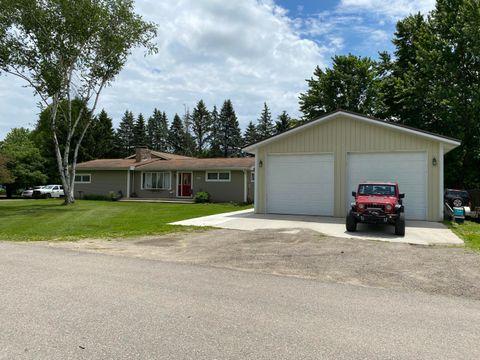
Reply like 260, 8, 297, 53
173, 209, 462, 245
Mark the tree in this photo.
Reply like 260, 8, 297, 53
191, 100, 211, 156
146, 108, 169, 151
91, 110, 116, 158
168, 113, 186, 154
0, 0, 156, 204
209, 105, 222, 157
243, 121, 258, 146
0, 128, 47, 197
115, 111, 135, 158
256, 102, 274, 140
133, 113, 147, 147
275, 111, 292, 134
299, 55, 385, 121
0, 154, 14, 185
218, 100, 242, 157
182, 109, 196, 156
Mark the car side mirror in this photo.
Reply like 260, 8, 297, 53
399, 193, 405, 199
352, 191, 356, 197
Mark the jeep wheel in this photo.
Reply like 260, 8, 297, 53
394, 213, 405, 236
452, 198, 463, 207
45, 193, 51, 199
346, 211, 357, 232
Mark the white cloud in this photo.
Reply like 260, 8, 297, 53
0, 0, 332, 138
338, 0, 436, 20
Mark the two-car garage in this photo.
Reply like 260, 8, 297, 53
245, 111, 460, 222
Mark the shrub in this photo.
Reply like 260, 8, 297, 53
194, 191, 210, 203
82, 191, 120, 201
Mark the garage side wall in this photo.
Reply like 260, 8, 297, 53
255, 115, 441, 221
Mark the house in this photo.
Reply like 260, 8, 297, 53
243, 110, 461, 221
75, 147, 255, 203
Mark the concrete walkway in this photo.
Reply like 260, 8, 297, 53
173, 209, 463, 245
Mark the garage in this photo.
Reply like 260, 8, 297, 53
245, 110, 461, 222
347, 152, 427, 220
266, 154, 334, 215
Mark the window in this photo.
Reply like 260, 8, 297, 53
74, 174, 91, 183
142, 172, 171, 190
358, 184, 396, 196
206, 171, 231, 182
251, 171, 255, 182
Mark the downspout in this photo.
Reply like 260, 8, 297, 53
439, 143, 444, 220
127, 165, 135, 198
254, 150, 259, 213
243, 170, 248, 203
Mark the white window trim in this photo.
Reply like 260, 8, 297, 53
74, 174, 91, 184
205, 170, 231, 182
141, 171, 172, 190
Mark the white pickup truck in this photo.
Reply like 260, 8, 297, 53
33, 184, 64, 198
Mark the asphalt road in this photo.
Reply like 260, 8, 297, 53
1, 242, 479, 359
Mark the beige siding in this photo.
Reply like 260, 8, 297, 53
255, 115, 442, 221
74, 170, 127, 198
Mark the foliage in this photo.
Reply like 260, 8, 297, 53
209, 105, 223, 157
0, 128, 47, 194
0, 0, 157, 204
168, 113, 186, 154
116, 110, 135, 157
0, 154, 14, 184
275, 111, 292, 134
243, 121, 258, 146
133, 113, 147, 147
91, 109, 117, 158
299, 54, 385, 120
0, 200, 252, 241
83, 192, 119, 201
147, 108, 169, 152
191, 100, 211, 155
182, 109, 196, 156
194, 191, 210, 203
218, 99, 242, 157
256, 102, 274, 140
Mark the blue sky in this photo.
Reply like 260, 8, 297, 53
0, 0, 436, 139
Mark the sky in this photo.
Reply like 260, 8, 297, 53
0, 0, 436, 140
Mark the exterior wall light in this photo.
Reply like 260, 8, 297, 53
259, 160, 263, 167
432, 157, 437, 166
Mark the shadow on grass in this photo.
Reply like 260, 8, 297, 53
0, 202, 90, 218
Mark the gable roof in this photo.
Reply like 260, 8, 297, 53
125, 150, 194, 160
76, 154, 254, 171
243, 110, 461, 153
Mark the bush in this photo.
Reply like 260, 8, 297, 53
194, 191, 210, 203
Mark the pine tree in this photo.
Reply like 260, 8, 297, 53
191, 100, 211, 156
243, 121, 258, 146
168, 113, 186, 154
133, 113, 147, 147
218, 100, 242, 157
275, 111, 291, 134
147, 108, 169, 151
182, 109, 196, 156
256, 102, 274, 140
115, 110, 135, 157
92, 109, 116, 158
209, 105, 222, 157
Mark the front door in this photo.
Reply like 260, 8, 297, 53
178, 172, 192, 197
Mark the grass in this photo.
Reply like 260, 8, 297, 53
445, 220, 480, 250
0, 199, 251, 241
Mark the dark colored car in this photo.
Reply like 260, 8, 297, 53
444, 189, 471, 208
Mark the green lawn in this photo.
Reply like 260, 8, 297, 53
0, 200, 251, 241
446, 220, 480, 250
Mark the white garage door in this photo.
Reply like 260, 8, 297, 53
266, 154, 334, 216
347, 152, 427, 220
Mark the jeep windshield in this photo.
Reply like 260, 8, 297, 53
358, 184, 396, 196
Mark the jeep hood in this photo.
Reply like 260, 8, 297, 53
357, 195, 397, 205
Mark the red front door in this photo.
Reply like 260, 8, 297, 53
178, 172, 192, 197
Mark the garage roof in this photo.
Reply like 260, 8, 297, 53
243, 110, 461, 153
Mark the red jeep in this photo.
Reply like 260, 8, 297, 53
346, 182, 406, 236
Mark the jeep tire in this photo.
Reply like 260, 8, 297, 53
394, 213, 405, 236
346, 211, 357, 232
